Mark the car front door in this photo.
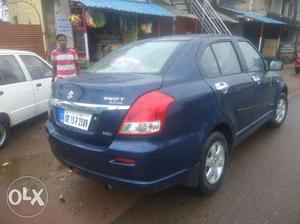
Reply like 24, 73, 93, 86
0, 54, 36, 125
237, 41, 278, 121
18, 54, 52, 115
200, 41, 256, 136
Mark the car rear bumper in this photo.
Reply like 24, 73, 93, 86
45, 120, 200, 191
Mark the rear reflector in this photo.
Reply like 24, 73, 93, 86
118, 91, 175, 136
113, 157, 136, 165
71, 167, 81, 174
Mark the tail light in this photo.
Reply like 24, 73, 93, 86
118, 91, 175, 136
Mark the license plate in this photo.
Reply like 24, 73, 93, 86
59, 109, 92, 130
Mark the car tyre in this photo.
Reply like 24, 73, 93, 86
268, 93, 288, 128
197, 132, 228, 195
0, 119, 9, 150
296, 67, 300, 74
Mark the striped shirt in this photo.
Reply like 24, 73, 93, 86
51, 48, 79, 80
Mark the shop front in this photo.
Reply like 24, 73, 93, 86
70, 0, 179, 66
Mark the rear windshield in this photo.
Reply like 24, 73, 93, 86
87, 41, 184, 74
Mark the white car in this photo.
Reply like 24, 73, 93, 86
0, 50, 52, 149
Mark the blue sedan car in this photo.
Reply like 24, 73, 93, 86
46, 35, 288, 194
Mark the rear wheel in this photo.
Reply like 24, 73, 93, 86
268, 93, 288, 128
296, 67, 300, 74
0, 120, 9, 150
197, 132, 228, 195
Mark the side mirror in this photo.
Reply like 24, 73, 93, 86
269, 60, 283, 71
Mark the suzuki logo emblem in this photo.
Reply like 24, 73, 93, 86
67, 90, 74, 100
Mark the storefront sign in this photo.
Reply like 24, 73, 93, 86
55, 15, 74, 48
56, 15, 73, 38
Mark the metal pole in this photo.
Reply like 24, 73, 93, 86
157, 18, 160, 36
82, 7, 90, 63
277, 26, 282, 50
172, 17, 176, 35
258, 23, 264, 52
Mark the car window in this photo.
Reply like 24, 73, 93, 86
20, 55, 52, 80
211, 42, 241, 76
238, 41, 265, 72
88, 41, 184, 74
0, 55, 26, 85
200, 47, 220, 77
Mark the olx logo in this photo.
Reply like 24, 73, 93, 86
7, 176, 48, 218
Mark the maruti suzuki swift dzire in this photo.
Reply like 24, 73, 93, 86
46, 35, 288, 194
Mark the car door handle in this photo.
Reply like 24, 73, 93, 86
252, 75, 261, 85
0, 91, 3, 96
36, 83, 42, 87
215, 82, 229, 94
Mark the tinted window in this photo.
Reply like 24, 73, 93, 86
201, 47, 220, 77
238, 41, 265, 72
212, 42, 241, 75
88, 41, 184, 74
20, 55, 52, 80
0, 55, 26, 85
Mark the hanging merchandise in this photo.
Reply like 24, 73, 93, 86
140, 23, 147, 33
69, 14, 82, 27
93, 12, 107, 28
86, 11, 107, 28
86, 11, 96, 28
140, 22, 152, 34
146, 22, 152, 34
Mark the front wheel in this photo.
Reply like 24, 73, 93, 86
268, 93, 288, 128
0, 120, 9, 150
197, 132, 228, 195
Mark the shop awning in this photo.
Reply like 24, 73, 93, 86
218, 11, 239, 23
223, 7, 286, 25
75, 0, 175, 17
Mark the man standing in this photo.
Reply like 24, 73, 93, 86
51, 34, 80, 81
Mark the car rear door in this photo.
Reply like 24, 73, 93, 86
0, 54, 36, 125
17, 54, 52, 115
237, 41, 278, 121
200, 41, 256, 136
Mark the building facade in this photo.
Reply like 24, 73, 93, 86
5, 0, 198, 60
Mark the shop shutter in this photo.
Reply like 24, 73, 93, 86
0, 25, 45, 58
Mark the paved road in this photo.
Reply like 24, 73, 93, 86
1, 94, 300, 224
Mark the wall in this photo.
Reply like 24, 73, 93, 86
8, 0, 44, 25
221, 0, 267, 15
269, 0, 283, 15
297, 1, 300, 22
7, 0, 46, 52
41, 0, 56, 58
175, 17, 199, 34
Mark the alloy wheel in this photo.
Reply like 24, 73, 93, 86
0, 124, 6, 147
205, 141, 225, 184
275, 98, 287, 123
